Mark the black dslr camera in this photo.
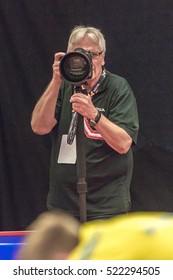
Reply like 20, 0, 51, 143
59, 48, 92, 85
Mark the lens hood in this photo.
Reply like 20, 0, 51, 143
59, 48, 92, 85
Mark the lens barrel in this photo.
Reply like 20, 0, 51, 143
59, 48, 92, 85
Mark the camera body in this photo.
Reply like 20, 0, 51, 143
59, 48, 92, 85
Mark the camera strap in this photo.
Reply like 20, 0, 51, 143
88, 69, 106, 98
67, 69, 106, 145
87, 68, 106, 98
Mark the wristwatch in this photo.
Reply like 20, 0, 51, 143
88, 110, 102, 127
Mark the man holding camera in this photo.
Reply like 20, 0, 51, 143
31, 25, 139, 221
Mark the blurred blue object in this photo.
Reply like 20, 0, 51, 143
0, 232, 27, 260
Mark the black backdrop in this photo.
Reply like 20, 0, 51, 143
1, 0, 173, 230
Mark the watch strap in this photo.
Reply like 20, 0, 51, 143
94, 110, 101, 123
88, 110, 101, 127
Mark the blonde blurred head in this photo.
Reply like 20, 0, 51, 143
17, 211, 80, 260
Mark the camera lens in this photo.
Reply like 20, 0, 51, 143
59, 49, 92, 84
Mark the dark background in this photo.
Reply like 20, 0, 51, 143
0, 0, 173, 230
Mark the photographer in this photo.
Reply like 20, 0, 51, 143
31, 25, 139, 221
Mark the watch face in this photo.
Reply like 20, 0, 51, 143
88, 119, 96, 127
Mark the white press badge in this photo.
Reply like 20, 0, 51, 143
57, 134, 76, 164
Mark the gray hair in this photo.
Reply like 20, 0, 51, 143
67, 25, 106, 53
